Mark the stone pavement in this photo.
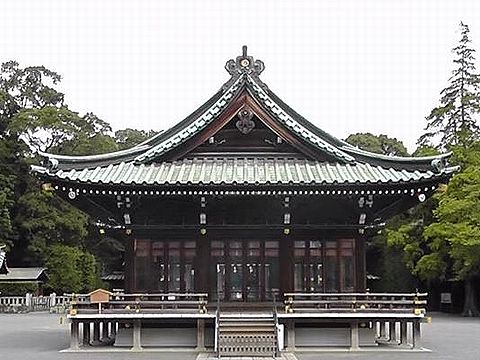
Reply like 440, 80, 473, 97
0, 312, 478, 360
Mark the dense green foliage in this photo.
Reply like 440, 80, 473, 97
388, 22, 480, 316
345, 133, 408, 156
0, 60, 154, 293
0, 282, 39, 296
45, 244, 101, 294
115, 128, 159, 150
418, 22, 480, 149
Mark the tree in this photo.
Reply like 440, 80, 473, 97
14, 190, 89, 264
45, 244, 101, 294
345, 133, 408, 156
115, 128, 159, 150
423, 142, 480, 316
0, 61, 106, 269
388, 23, 480, 316
418, 22, 480, 149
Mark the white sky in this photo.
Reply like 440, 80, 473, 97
1, 0, 479, 152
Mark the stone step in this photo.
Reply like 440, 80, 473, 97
219, 326, 275, 333
217, 311, 277, 357
219, 321, 274, 326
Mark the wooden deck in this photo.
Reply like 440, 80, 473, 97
66, 291, 428, 353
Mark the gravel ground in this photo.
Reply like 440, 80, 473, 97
0, 312, 478, 360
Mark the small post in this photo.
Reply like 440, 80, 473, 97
389, 321, 397, 343
286, 319, 295, 351
82, 322, 91, 346
25, 293, 32, 312
91, 322, 101, 346
196, 319, 206, 351
399, 321, 408, 347
101, 321, 109, 340
379, 321, 387, 340
412, 320, 422, 349
50, 292, 56, 308
132, 320, 142, 351
70, 321, 80, 350
111, 321, 117, 337
350, 321, 360, 351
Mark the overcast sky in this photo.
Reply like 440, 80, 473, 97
1, 0, 479, 152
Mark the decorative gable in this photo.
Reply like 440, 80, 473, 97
32, 46, 456, 190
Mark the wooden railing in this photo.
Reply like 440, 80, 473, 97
0, 293, 72, 313
283, 292, 427, 315
0, 296, 27, 307
69, 292, 209, 315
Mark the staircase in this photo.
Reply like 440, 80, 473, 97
217, 312, 278, 358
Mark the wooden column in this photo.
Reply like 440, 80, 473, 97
355, 236, 366, 292
101, 321, 109, 340
111, 321, 117, 337
132, 320, 142, 350
286, 320, 295, 351
196, 232, 209, 293
280, 233, 293, 296
399, 321, 408, 347
378, 321, 387, 340
125, 236, 135, 292
91, 322, 101, 345
350, 321, 360, 351
196, 319, 206, 351
70, 321, 80, 350
389, 321, 397, 343
412, 320, 422, 349
82, 321, 91, 346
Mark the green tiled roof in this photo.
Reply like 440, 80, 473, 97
33, 48, 457, 188
32, 157, 455, 187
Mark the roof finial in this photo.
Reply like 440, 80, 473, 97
224, 45, 265, 77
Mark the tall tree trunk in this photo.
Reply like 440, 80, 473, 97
462, 276, 480, 317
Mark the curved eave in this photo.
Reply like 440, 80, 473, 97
133, 76, 246, 164
37, 85, 230, 169
245, 76, 452, 171
245, 76, 355, 164
32, 160, 457, 189
340, 146, 453, 166
38, 145, 151, 165
36, 68, 453, 174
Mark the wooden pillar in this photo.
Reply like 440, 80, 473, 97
111, 321, 117, 338
350, 321, 360, 351
91, 322, 101, 345
412, 321, 422, 349
125, 236, 135, 292
70, 321, 80, 350
280, 233, 293, 296
101, 321, 109, 340
389, 321, 397, 343
286, 320, 295, 351
196, 232, 209, 293
132, 320, 142, 350
196, 319, 206, 351
82, 321, 91, 346
378, 321, 387, 340
399, 321, 408, 346
355, 236, 366, 292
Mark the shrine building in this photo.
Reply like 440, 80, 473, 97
32, 47, 455, 355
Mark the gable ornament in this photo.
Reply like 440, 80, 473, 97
236, 106, 255, 134
222, 45, 267, 91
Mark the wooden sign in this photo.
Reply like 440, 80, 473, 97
88, 289, 112, 304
